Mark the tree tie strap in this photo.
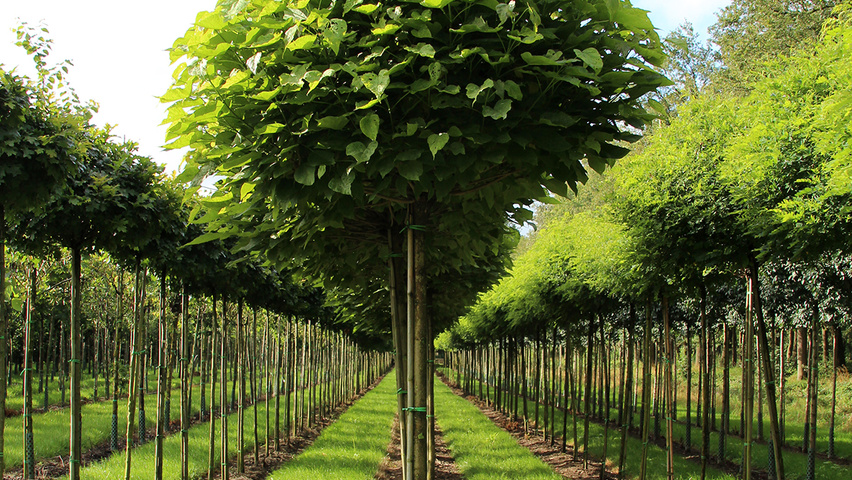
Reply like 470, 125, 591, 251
403, 407, 428, 413
397, 389, 407, 395
69, 359, 81, 364
21, 367, 33, 375
69, 458, 80, 463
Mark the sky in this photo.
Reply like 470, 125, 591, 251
1, 0, 732, 175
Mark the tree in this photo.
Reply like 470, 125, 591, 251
0, 69, 77, 479
166, 0, 666, 476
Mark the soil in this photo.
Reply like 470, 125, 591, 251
374, 417, 463, 480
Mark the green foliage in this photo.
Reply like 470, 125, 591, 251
710, 0, 840, 91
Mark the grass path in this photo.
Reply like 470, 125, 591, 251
5, 380, 201, 470
267, 372, 397, 479
435, 377, 563, 480
442, 371, 738, 480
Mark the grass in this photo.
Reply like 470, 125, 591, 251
267, 372, 397, 479
434, 377, 562, 480
442, 369, 737, 480
446, 366, 852, 480
6, 378, 202, 470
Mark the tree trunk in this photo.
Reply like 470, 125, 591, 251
583, 323, 594, 469
23, 266, 37, 479
155, 273, 167, 480
220, 299, 229, 480
749, 257, 784, 480
829, 323, 837, 459
237, 300, 245, 474
797, 327, 807, 380
618, 309, 634, 479
742, 277, 755, 480
207, 296, 218, 480
806, 307, 819, 480
0, 206, 6, 479
124, 261, 143, 480
639, 299, 652, 480
111, 271, 124, 451
180, 285, 190, 480
408, 202, 432, 480
663, 296, 674, 480
700, 284, 710, 479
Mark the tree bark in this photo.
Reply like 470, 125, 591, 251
639, 299, 652, 480
749, 257, 784, 480
797, 327, 807, 380
180, 285, 190, 480
23, 266, 37, 479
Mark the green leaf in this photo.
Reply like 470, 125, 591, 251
295, 164, 316, 185
196, 11, 226, 29
362, 69, 390, 98
329, 173, 355, 195
318, 115, 349, 130
240, 182, 256, 200
398, 161, 423, 180
574, 47, 603, 73
360, 113, 380, 141
255, 122, 286, 135
428, 132, 450, 157
185, 230, 227, 246
520, 51, 562, 66
287, 35, 316, 51
483, 99, 512, 120
466, 79, 494, 102
353, 4, 380, 14
420, 0, 453, 8
503, 80, 523, 100
405, 43, 436, 58
346, 141, 378, 163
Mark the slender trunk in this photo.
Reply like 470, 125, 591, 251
410, 202, 432, 480
600, 315, 611, 480
237, 300, 245, 474
749, 258, 784, 479
221, 299, 229, 480
154, 273, 167, 480
583, 323, 594, 469
124, 261, 143, 480
742, 277, 755, 480
251, 308, 259, 464
663, 296, 674, 480
0, 206, 6, 479
68, 246, 83, 480
207, 296, 218, 480
180, 285, 190, 480
111, 271, 124, 451
618, 308, 635, 479
806, 306, 819, 480
828, 323, 837, 459
639, 299, 652, 480
23, 267, 37, 479
700, 284, 710, 479
797, 327, 807, 381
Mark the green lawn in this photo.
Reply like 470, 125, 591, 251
267, 372, 397, 479
435, 377, 562, 480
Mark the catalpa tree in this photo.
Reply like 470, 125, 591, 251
165, 0, 667, 477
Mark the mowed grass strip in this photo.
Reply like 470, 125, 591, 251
442, 371, 737, 480
434, 377, 561, 480
268, 372, 397, 480
67, 390, 267, 480
7, 382, 201, 470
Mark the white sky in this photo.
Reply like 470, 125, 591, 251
1, 0, 731, 175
